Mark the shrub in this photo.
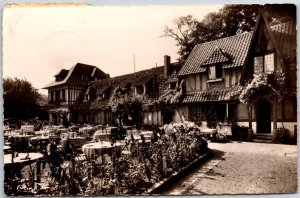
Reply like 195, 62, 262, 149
275, 127, 289, 144
231, 125, 248, 141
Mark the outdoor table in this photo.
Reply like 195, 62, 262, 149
57, 128, 68, 135
20, 125, 34, 134
68, 132, 77, 138
82, 141, 122, 158
4, 145, 11, 154
60, 132, 69, 139
140, 131, 153, 140
95, 125, 103, 130
4, 152, 44, 180
79, 127, 95, 137
12, 135, 34, 142
69, 137, 86, 148
34, 131, 48, 136
62, 137, 86, 152
4, 131, 20, 138
126, 129, 140, 137
102, 127, 118, 135
93, 130, 111, 142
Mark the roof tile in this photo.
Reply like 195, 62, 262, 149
181, 89, 232, 103
178, 32, 253, 76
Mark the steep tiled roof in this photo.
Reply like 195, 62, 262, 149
270, 21, 296, 60
178, 32, 253, 76
43, 63, 108, 89
181, 89, 231, 103
89, 63, 182, 110
90, 99, 110, 110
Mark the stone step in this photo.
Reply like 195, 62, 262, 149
254, 134, 273, 140
253, 138, 273, 143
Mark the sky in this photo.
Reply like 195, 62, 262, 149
3, 4, 224, 95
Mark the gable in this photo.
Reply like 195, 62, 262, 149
202, 46, 230, 66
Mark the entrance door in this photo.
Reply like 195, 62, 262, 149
163, 111, 173, 124
256, 98, 272, 133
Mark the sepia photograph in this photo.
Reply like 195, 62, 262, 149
2, 2, 297, 196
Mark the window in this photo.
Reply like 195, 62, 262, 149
61, 89, 65, 101
208, 65, 222, 80
107, 112, 112, 123
169, 82, 177, 89
217, 103, 235, 122
50, 91, 54, 102
189, 104, 207, 121
254, 53, 274, 74
136, 85, 144, 95
55, 90, 60, 102
264, 53, 274, 73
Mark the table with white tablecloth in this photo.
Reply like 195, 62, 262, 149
79, 127, 96, 137
93, 130, 111, 142
82, 141, 122, 158
20, 125, 34, 134
126, 129, 140, 137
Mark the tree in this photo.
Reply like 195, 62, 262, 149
3, 77, 45, 120
163, 4, 296, 62
162, 15, 198, 62
109, 87, 145, 135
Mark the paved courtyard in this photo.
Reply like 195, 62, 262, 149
163, 141, 298, 195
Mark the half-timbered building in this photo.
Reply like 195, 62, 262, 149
176, 11, 296, 141
43, 63, 109, 124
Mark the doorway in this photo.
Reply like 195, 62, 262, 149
163, 111, 173, 124
256, 98, 272, 133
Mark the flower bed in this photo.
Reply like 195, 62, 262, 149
37, 121, 208, 196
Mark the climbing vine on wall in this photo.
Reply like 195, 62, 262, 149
227, 71, 287, 104
158, 81, 183, 105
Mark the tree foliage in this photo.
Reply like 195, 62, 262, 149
3, 77, 46, 120
108, 87, 145, 129
163, 4, 296, 62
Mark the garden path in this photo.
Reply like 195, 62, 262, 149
163, 141, 297, 195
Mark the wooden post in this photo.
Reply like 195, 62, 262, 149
272, 98, 278, 142
247, 104, 252, 130
247, 104, 253, 141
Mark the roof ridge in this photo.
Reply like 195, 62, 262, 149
195, 31, 253, 48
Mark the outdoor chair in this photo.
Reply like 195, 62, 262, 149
216, 129, 227, 141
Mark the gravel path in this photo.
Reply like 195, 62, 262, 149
163, 141, 297, 195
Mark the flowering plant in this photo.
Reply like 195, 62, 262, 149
158, 81, 183, 105
238, 71, 287, 104
275, 127, 288, 144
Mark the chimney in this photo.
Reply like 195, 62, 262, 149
164, 55, 171, 77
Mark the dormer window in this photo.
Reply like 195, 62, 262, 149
208, 64, 222, 80
135, 85, 144, 95
254, 53, 274, 74
83, 94, 90, 102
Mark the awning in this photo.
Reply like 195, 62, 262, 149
182, 89, 232, 103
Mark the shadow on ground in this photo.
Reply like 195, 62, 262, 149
160, 149, 226, 195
